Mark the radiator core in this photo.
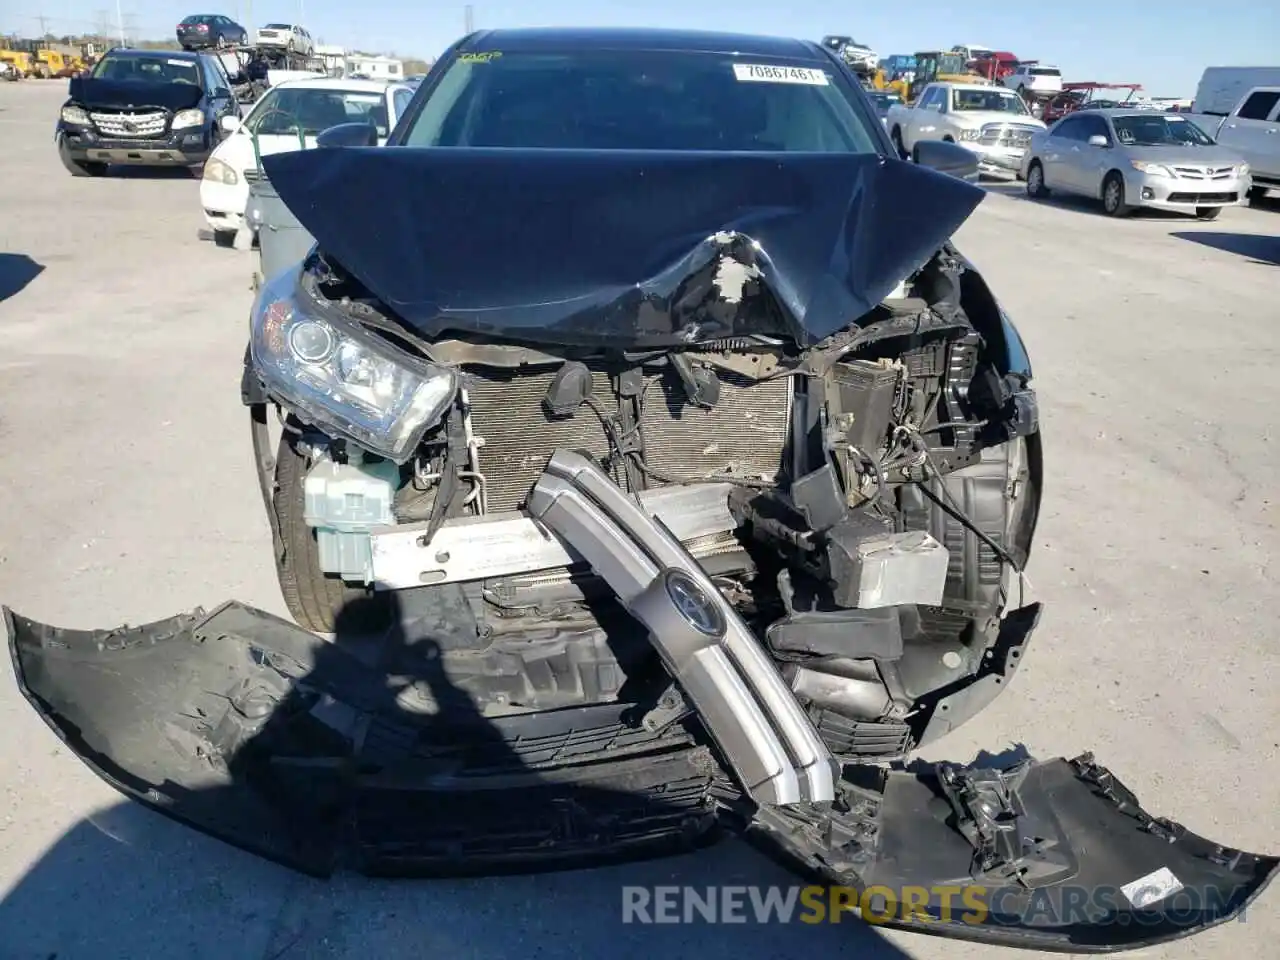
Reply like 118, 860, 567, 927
464, 364, 791, 513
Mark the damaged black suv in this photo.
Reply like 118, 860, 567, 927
8, 28, 1274, 952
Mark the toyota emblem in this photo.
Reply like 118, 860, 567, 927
663, 570, 726, 638
121, 120, 137, 134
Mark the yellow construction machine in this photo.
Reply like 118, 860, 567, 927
907, 50, 989, 101
0, 49, 34, 79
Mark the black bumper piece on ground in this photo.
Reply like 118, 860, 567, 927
6, 601, 1276, 951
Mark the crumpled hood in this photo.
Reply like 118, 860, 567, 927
262, 147, 985, 349
67, 76, 205, 112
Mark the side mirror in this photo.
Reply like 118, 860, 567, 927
1087, 135, 1110, 147
213, 86, 232, 100
219, 115, 241, 133
912, 139, 980, 181
316, 121, 379, 148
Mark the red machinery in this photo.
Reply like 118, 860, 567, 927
969, 50, 1018, 84
1041, 82, 1144, 124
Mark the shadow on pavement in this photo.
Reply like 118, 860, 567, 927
0, 805, 911, 960
2, 591, 913, 960
981, 181, 1204, 220
0, 253, 45, 302
1170, 231, 1280, 265
107, 165, 202, 180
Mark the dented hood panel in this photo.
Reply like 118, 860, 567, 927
6, 601, 1276, 951
260, 147, 985, 348
67, 76, 206, 112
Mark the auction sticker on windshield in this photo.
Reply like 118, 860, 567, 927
732, 63, 829, 85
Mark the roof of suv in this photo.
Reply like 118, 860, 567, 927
460, 27, 829, 63
108, 48, 202, 60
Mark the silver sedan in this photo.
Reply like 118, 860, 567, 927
1019, 108, 1251, 219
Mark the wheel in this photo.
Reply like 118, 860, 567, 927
212, 228, 237, 248
1195, 206, 1222, 220
273, 430, 393, 634
1025, 160, 1049, 198
1101, 171, 1132, 217
57, 138, 107, 177
890, 126, 907, 160
1247, 186, 1269, 207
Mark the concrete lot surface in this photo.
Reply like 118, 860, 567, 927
0, 81, 1277, 960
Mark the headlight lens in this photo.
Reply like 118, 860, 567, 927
171, 108, 204, 130
250, 268, 457, 462
61, 105, 89, 125
1238, 163, 1250, 178
1129, 160, 1173, 177
202, 156, 238, 185
957, 128, 982, 141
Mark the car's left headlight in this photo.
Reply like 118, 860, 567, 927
249, 268, 458, 462
60, 104, 89, 125
956, 128, 982, 141
1129, 160, 1173, 177
202, 156, 237, 184
171, 108, 204, 130
1237, 163, 1250, 178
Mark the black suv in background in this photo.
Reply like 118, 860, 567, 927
55, 48, 241, 177
177, 14, 248, 50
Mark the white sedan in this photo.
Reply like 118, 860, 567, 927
200, 77, 417, 243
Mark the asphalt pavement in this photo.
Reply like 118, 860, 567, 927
0, 80, 1277, 960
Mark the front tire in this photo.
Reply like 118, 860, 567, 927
58, 138, 107, 177
273, 431, 392, 634
1026, 160, 1049, 198
890, 126, 907, 160
1101, 171, 1132, 217
1195, 206, 1222, 220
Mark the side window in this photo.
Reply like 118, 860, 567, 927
1080, 115, 1111, 142
1238, 90, 1280, 121
917, 87, 939, 110
1051, 117, 1081, 141
393, 87, 414, 121
201, 56, 225, 92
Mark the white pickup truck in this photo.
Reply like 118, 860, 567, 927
1185, 85, 1280, 201
885, 82, 1047, 178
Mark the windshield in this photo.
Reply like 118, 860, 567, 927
952, 88, 1030, 114
246, 87, 389, 136
938, 54, 966, 74
264, 23, 292, 29
91, 54, 201, 85
869, 92, 900, 111
402, 50, 877, 153
1112, 114, 1215, 146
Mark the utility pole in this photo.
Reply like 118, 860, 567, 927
37, 14, 50, 37
464, 4, 474, 33
114, 0, 124, 45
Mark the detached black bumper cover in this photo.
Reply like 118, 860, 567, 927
6, 603, 1276, 951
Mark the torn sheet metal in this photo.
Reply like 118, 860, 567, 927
261, 147, 984, 349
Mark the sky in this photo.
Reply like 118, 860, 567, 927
4, 0, 1277, 96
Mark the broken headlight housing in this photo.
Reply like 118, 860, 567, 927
250, 268, 457, 463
